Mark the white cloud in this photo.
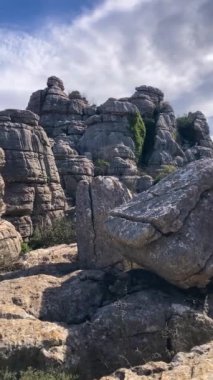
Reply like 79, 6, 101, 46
0, 0, 213, 133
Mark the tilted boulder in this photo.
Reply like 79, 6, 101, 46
76, 176, 132, 269
106, 159, 213, 288
0, 109, 67, 239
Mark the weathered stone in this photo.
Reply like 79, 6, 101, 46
0, 109, 67, 239
106, 159, 213, 288
76, 176, 132, 269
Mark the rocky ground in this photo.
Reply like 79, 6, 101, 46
0, 76, 213, 379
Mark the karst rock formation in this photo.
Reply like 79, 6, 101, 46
0, 75, 213, 379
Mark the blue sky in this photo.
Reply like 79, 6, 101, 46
0, 0, 99, 29
0, 0, 213, 134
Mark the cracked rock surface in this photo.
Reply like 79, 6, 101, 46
0, 260, 213, 379
106, 159, 213, 288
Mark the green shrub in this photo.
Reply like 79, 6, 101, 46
94, 159, 110, 175
30, 217, 76, 250
0, 369, 78, 380
176, 115, 191, 130
154, 165, 177, 183
129, 112, 146, 163
21, 242, 30, 255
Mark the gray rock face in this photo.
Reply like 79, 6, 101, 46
178, 111, 213, 162
106, 159, 213, 288
0, 148, 22, 269
27, 76, 94, 138
128, 87, 186, 168
0, 109, 67, 239
76, 176, 132, 269
52, 136, 94, 203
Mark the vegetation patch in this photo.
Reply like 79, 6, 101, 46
129, 112, 146, 163
94, 159, 110, 176
154, 165, 177, 183
0, 368, 78, 380
30, 217, 76, 250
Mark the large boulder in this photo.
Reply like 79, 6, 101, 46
106, 159, 213, 288
0, 109, 67, 239
76, 176, 132, 269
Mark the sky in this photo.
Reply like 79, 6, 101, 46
0, 0, 213, 132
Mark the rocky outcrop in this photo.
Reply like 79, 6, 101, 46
178, 111, 213, 162
106, 159, 213, 289
0, 267, 213, 378
0, 148, 22, 269
100, 341, 213, 380
128, 86, 186, 169
0, 109, 67, 239
27, 76, 94, 138
76, 176, 132, 269
52, 136, 94, 203
78, 98, 139, 177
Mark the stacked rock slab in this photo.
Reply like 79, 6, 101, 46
106, 158, 213, 288
0, 109, 67, 240
76, 176, 132, 269
51, 136, 94, 203
0, 148, 22, 268
27, 76, 95, 201
78, 98, 144, 191
128, 86, 186, 169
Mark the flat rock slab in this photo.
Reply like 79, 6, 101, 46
106, 159, 213, 288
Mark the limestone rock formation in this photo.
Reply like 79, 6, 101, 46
76, 176, 132, 269
78, 98, 139, 178
0, 109, 67, 239
0, 267, 213, 378
106, 159, 213, 288
178, 111, 213, 161
99, 341, 213, 380
52, 136, 94, 203
128, 86, 186, 169
0, 148, 22, 269
27, 75, 94, 138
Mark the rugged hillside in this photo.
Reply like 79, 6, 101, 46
0, 76, 213, 379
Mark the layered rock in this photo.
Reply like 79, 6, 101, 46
0, 109, 67, 239
106, 159, 213, 288
0, 148, 22, 269
76, 176, 132, 269
27, 75, 94, 138
52, 136, 94, 203
128, 86, 185, 169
